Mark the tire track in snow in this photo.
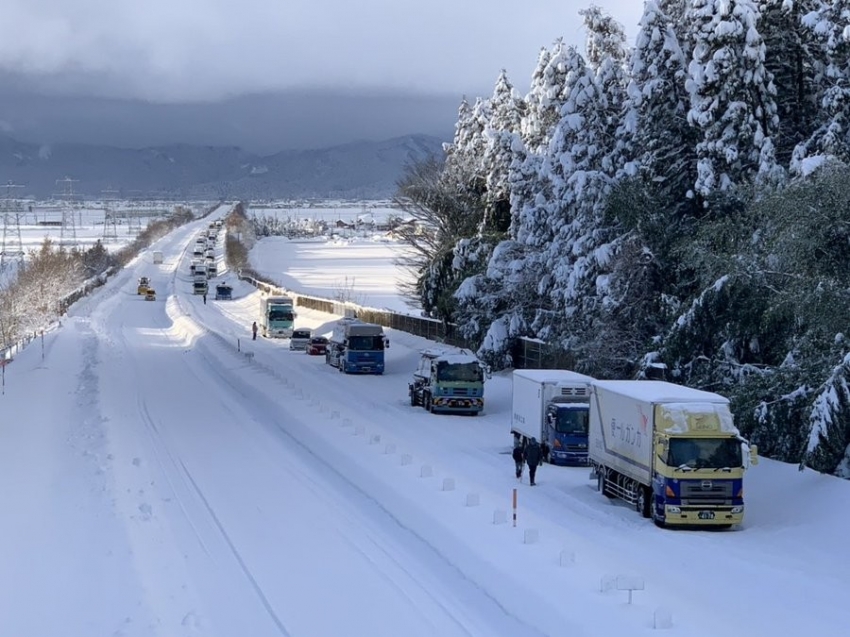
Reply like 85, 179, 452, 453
167, 313, 548, 637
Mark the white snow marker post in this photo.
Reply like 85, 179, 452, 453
512, 488, 517, 527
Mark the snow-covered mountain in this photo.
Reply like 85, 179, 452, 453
0, 133, 444, 200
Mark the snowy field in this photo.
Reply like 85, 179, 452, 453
248, 203, 400, 227
248, 204, 421, 314
250, 236, 419, 314
7, 203, 173, 255
0, 208, 848, 637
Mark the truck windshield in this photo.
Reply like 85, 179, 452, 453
555, 409, 589, 434
436, 361, 482, 382
348, 335, 384, 351
268, 308, 294, 322
668, 438, 742, 470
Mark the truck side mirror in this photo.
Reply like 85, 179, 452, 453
749, 444, 759, 466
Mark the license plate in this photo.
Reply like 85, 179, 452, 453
698, 511, 715, 520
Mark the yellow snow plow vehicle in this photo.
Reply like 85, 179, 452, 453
137, 276, 151, 295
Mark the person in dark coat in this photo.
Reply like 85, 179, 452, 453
252, 321, 258, 340
512, 444, 525, 480
524, 437, 543, 486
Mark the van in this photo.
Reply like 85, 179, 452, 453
289, 328, 312, 351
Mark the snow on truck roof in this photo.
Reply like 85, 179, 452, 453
513, 369, 594, 383
661, 402, 738, 434
592, 380, 729, 404
420, 348, 479, 364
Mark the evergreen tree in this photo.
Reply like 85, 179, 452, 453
758, 0, 822, 165
625, 0, 699, 209
793, 0, 850, 171
686, 0, 781, 197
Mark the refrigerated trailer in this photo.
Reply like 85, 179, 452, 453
510, 369, 594, 465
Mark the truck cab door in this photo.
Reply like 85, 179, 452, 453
545, 408, 557, 442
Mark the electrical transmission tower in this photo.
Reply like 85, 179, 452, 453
0, 181, 25, 274
56, 176, 80, 249
101, 188, 120, 243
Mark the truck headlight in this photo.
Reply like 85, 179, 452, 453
731, 506, 743, 514
666, 506, 681, 514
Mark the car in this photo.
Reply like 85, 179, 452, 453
306, 336, 329, 356
214, 284, 232, 300
289, 329, 312, 351
144, 288, 156, 301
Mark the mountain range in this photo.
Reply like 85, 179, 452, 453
0, 133, 446, 200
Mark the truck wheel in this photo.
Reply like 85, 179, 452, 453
410, 390, 417, 407
636, 487, 651, 519
423, 393, 432, 412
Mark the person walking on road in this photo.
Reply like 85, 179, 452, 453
524, 437, 543, 486
202, 292, 207, 305
512, 443, 525, 480
252, 321, 258, 340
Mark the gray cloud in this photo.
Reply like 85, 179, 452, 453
0, 84, 461, 153
2, 1, 643, 101
0, 1, 644, 152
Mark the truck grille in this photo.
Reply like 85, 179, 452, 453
448, 388, 470, 396
681, 481, 733, 505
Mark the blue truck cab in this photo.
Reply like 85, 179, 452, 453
326, 318, 387, 374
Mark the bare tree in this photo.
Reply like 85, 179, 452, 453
391, 156, 484, 308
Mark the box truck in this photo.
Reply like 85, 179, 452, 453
589, 380, 758, 528
510, 369, 594, 465
259, 296, 296, 338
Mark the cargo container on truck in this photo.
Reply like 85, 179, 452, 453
589, 380, 758, 528
510, 369, 594, 465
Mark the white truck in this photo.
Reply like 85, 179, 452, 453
152, 251, 163, 264
259, 295, 296, 338
589, 380, 758, 528
510, 369, 594, 465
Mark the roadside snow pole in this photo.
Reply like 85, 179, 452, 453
40, 330, 44, 362
237, 338, 241, 352
512, 488, 517, 527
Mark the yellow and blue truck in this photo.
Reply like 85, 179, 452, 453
589, 380, 758, 528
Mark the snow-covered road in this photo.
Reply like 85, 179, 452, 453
1, 207, 848, 637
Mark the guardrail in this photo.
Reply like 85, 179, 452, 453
235, 269, 470, 348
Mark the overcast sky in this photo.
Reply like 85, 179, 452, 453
0, 0, 643, 152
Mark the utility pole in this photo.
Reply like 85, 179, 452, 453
55, 176, 80, 249
101, 187, 120, 243
0, 181, 25, 273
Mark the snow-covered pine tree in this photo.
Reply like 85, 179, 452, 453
792, 0, 850, 172
758, 0, 822, 165
482, 70, 525, 234
523, 39, 575, 153
536, 11, 627, 349
686, 0, 781, 198
625, 0, 698, 207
